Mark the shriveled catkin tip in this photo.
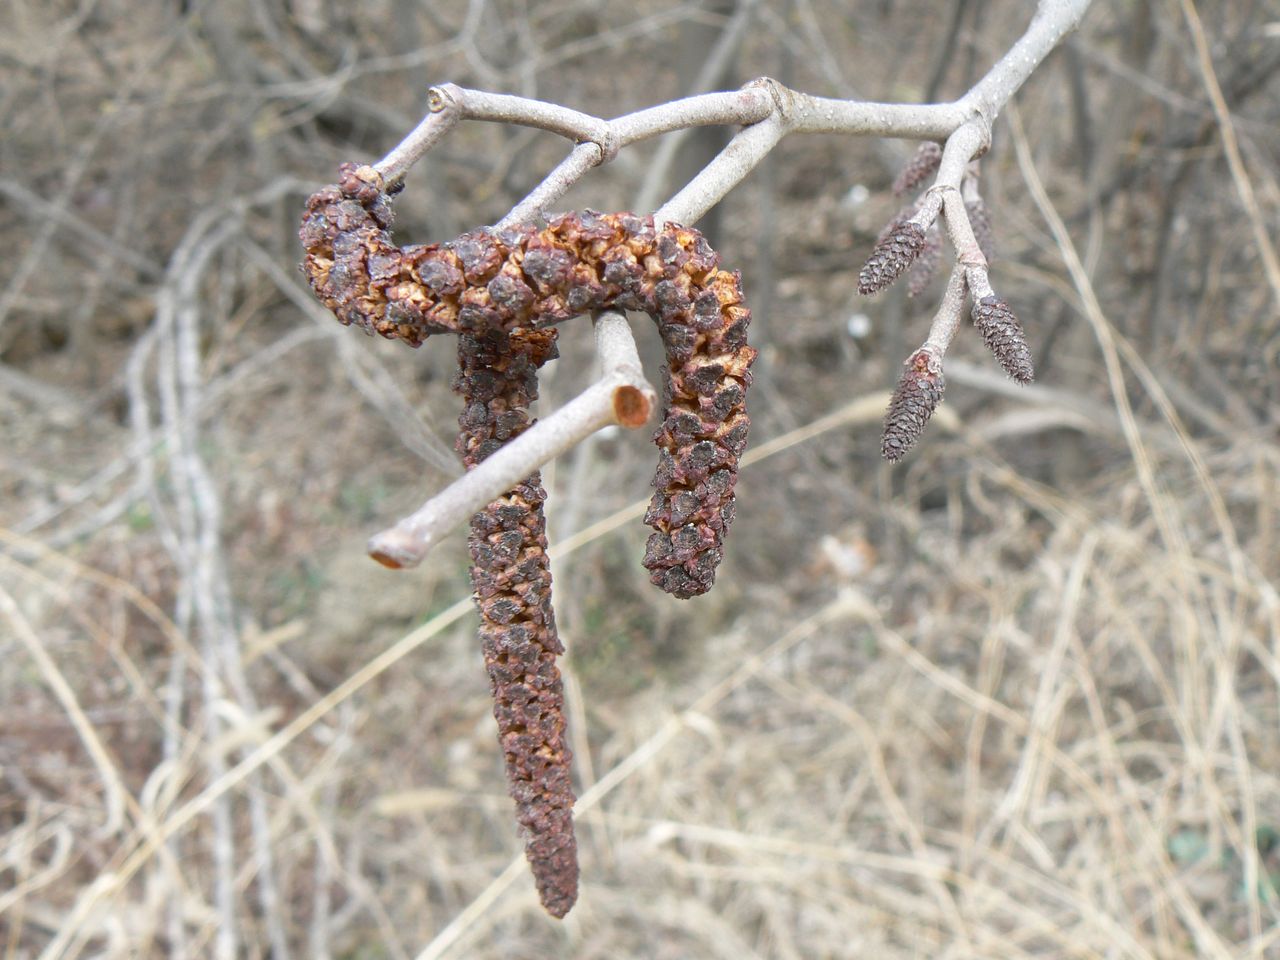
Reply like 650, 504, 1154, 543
858, 221, 927, 296
972, 295, 1034, 384
892, 141, 943, 197
882, 349, 945, 462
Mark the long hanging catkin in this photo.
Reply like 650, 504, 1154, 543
301, 163, 757, 598
453, 326, 578, 918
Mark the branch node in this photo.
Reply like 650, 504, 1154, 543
611, 383, 652, 428
427, 83, 462, 114
593, 128, 622, 165
742, 76, 792, 124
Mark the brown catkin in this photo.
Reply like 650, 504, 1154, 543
907, 224, 943, 298
858, 220, 927, 296
892, 141, 943, 197
882, 349, 945, 462
966, 197, 995, 261
300, 163, 757, 599
971, 295, 1034, 384
454, 327, 579, 918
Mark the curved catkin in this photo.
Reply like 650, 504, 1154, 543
301, 163, 757, 598
454, 327, 578, 919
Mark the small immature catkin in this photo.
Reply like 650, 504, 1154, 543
892, 142, 943, 197
882, 349, 945, 462
907, 224, 943, 298
972, 295, 1034, 384
966, 197, 995, 262
858, 221, 927, 296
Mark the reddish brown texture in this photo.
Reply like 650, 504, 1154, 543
300, 163, 757, 598
858, 220, 927, 296
882, 348, 945, 462
299, 161, 763, 914
907, 223, 944, 297
454, 327, 579, 918
972, 295, 1034, 384
892, 141, 943, 197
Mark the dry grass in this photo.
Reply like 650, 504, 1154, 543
2, 1, 1279, 957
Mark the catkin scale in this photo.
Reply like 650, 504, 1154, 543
301, 163, 756, 598
892, 141, 943, 197
907, 224, 943, 297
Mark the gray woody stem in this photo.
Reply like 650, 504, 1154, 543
923, 266, 969, 358
367, 313, 655, 569
366, 0, 1092, 566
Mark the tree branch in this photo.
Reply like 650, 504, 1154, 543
367, 313, 656, 569
338, 0, 1093, 563
372, 0, 1090, 223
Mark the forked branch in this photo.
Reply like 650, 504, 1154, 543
298, 0, 1092, 919
364, 0, 1090, 565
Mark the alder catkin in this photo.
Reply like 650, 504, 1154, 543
971, 295, 1034, 384
907, 224, 943, 298
882, 349, 945, 462
892, 141, 943, 197
300, 163, 757, 599
858, 220, 927, 296
454, 327, 579, 919
966, 197, 995, 261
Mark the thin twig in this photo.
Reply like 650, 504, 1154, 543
923, 265, 968, 357
341, 1, 1095, 563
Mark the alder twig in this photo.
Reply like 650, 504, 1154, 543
372, 0, 1089, 233
923, 265, 969, 358
375, 84, 774, 200
308, 1, 1097, 567
367, 313, 656, 569
296, 0, 1094, 922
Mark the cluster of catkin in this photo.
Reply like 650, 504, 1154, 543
300, 137, 1029, 916
300, 163, 756, 916
857, 142, 1034, 459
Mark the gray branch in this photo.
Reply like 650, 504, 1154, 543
923, 266, 969, 358
359, 0, 1092, 566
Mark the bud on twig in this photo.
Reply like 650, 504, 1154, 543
882, 348, 945, 462
972, 295, 1034, 384
858, 220, 927, 295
